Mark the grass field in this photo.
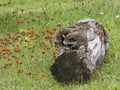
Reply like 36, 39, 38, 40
0, 0, 120, 90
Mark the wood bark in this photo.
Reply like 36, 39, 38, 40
50, 18, 109, 83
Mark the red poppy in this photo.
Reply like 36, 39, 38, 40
41, 41, 46, 46
28, 30, 34, 37
41, 30, 46, 34
25, 72, 32, 75
21, 30, 26, 35
40, 50, 46, 54
44, 35, 54, 39
35, 33, 40, 37
2, 47, 9, 51
18, 68, 22, 73
40, 72, 45, 77
46, 30, 55, 34
14, 47, 20, 52
12, 34, 18, 40
3, 64, 7, 68
6, 32, 11, 36
7, 62, 12, 65
28, 46, 34, 49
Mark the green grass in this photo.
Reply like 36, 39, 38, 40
0, 0, 120, 90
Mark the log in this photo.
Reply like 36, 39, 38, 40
50, 18, 109, 83
50, 50, 91, 83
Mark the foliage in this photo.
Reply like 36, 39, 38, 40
0, 0, 120, 90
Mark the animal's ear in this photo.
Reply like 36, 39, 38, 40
54, 28, 72, 45
59, 28, 71, 36
55, 33, 64, 45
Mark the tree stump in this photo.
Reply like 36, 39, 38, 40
50, 18, 109, 83
50, 50, 91, 83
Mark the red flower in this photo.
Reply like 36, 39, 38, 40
40, 72, 45, 77
40, 50, 46, 54
35, 33, 40, 37
47, 30, 55, 34
21, 30, 26, 35
6, 32, 11, 36
28, 46, 34, 49
27, 27, 34, 36
41, 30, 46, 34
18, 68, 22, 73
27, 27, 31, 31
41, 41, 46, 46
12, 34, 18, 40
44, 35, 54, 39
25, 72, 32, 75
7, 62, 12, 65
2, 47, 9, 51
14, 47, 20, 52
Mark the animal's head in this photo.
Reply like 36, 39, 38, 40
63, 31, 87, 50
55, 28, 72, 46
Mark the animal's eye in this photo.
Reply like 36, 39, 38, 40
69, 38, 76, 42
